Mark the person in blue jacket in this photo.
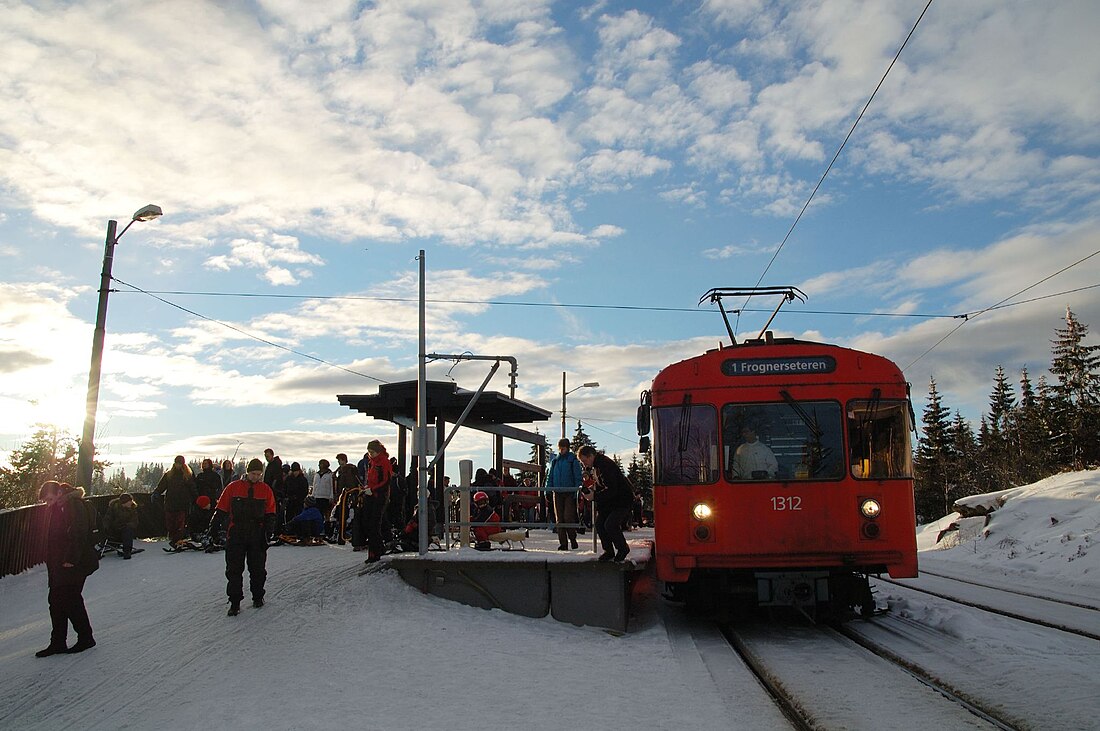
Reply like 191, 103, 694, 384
284, 498, 325, 545
546, 438, 583, 550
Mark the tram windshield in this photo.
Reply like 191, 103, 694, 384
847, 399, 913, 479
722, 400, 845, 481
652, 403, 720, 485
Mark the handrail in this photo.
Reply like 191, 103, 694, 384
441, 485, 589, 550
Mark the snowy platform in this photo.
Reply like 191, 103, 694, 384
388, 529, 653, 632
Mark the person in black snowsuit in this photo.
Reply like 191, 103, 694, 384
284, 462, 309, 528
103, 492, 139, 559
192, 458, 222, 538
263, 448, 286, 534
36, 481, 99, 657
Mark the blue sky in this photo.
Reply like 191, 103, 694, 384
1, 0, 1098, 480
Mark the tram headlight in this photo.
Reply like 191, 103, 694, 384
860, 499, 881, 519
692, 503, 713, 521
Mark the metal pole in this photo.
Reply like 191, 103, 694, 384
77, 219, 118, 493
417, 250, 429, 555
561, 371, 567, 439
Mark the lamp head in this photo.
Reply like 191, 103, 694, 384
583, 382, 600, 388
131, 204, 163, 222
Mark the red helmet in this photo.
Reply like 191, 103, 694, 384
473, 491, 489, 503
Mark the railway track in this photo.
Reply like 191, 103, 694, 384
874, 573, 1100, 641
917, 568, 1100, 611
721, 621, 1017, 730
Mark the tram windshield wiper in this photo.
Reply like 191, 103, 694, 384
779, 390, 824, 440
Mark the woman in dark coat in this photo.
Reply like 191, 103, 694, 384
284, 462, 310, 528
153, 455, 197, 547
576, 446, 633, 562
36, 481, 99, 657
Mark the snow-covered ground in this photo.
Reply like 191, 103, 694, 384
2, 471, 1098, 730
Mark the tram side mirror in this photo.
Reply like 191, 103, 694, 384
639, 436, 651, 454
636, 403, 650, 436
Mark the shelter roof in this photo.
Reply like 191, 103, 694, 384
337, 380, 551, 427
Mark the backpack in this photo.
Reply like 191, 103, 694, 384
79, 498, 101, 575
389, 472, 404, 497
83, 500, 102, 547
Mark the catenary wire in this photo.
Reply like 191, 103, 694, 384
114, 288, 960, 320
112, 277, 390, 384
904, 248, 1100, 370
572, 417, 638, 446
111, 284, 1099, 321
739, 0, 935, 331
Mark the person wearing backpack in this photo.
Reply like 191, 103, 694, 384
213, 458, 276, 616
35, 480, 99, 657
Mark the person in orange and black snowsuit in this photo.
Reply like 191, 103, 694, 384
36, 481, 99, 657
358, 440, 393, 563
214, 458, 276, 616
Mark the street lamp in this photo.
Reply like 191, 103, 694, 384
561, 371, 599, 439
76, 204, 163, 492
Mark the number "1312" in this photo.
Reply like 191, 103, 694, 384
771, 496, 802, 511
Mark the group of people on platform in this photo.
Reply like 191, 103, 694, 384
34, 436, 646, 657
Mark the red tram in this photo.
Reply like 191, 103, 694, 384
638, 288, 918, 616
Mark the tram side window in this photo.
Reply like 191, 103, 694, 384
847, 400, 913, 479
652, 404, 719, 485
722, 402, 845, 481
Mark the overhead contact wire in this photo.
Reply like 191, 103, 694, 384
112, 277, 390, 384
740, 0, 935, 326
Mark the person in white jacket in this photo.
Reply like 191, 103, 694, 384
731, 426, 778, 479
310, 459, 335, 530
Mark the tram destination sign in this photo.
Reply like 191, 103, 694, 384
722, 355, 837, 377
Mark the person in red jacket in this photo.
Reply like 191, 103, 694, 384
360, 440, 394, 563
214, 458, 276, 616
471, 491, 501, 551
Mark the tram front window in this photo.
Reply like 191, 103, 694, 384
652, 404, 719, 485
722, 401, 844, 481
848, 400, 913, 479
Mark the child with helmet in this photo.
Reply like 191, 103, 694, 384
471, 491, 500, 551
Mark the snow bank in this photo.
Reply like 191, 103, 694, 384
917, 470, 1100, 595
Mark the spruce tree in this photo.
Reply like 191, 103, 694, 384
914, 377, 953, 521
571, 421, 598, 453
988, 366, 1016, 436
1013, 367, 1049, 482
981, 365, 1018, 488
949, 411, 980, 498
626, 452, 654, 512
1049, 307, 1100, 469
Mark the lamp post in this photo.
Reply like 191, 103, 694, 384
561, 371, 599, 439
76, 204, 163, 492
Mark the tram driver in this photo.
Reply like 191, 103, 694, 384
730, 426, 778, 479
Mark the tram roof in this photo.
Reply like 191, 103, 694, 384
337, 380, 552, 427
